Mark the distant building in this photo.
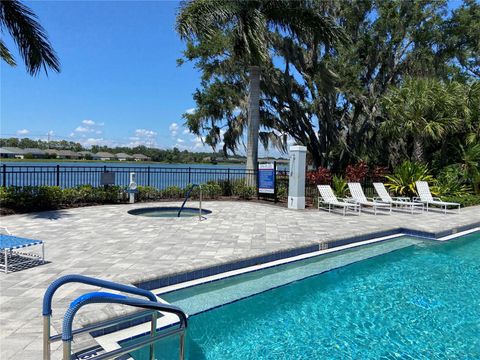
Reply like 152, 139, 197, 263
132, 153, 150, 161
22, 148, 46, 158
45, 149, 59, 157
115, 153, 133, 161
56, 150, 81, 159
0, 147, 25, 159
78, 151, 93, 159
92, 152, 115, 161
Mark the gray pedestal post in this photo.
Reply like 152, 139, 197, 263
288, 145, 307, 209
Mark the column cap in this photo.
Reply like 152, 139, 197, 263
289, 145, 307, 152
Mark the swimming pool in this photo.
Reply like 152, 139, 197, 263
121, 232, 480, 359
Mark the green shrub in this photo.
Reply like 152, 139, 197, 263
277, 184, 288, 199
232, 182, 256, 199
137, 186, 161, 201
62, 188, 81, 205
0, 185, 125, 213
218, 180, 233, 196
332, 175, 348, 197
190, 182, 222, 199
37, 186, 63, 209
160, 186, 184, 199
385, 161, 435, 197
441, 194, 480, 207
433, 165, 472, 197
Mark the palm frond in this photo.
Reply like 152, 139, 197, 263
0, 39, 16, 66
0, 0, 60, 75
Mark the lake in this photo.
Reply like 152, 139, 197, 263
0, 161, 264, 189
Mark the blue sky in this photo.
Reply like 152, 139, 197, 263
1, 0, 215, 152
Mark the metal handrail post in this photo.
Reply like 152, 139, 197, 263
150, 312, 157, 360
43, 315, 51, 360
199, 185, 202, 221
179, 330, 187, 360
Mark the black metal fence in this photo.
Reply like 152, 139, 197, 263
1, 164, 380, 204
1, 164, 261, 190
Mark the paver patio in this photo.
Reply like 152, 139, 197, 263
0, 201, 479, 359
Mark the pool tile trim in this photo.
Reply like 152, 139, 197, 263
81, 224, 480, 359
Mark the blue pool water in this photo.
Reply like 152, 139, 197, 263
122, 232, 480, 359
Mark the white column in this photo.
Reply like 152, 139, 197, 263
288, 145, 307, 210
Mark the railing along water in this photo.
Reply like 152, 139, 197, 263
1, 164, 254, 190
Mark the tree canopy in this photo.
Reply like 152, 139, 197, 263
178, 0, 479, 173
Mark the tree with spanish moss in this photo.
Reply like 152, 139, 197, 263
176, 0, 345, 182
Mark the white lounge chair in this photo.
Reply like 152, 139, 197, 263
373, 183, 424, 214
415, 181, 460, 214
317, 185, 360, 216
348, 182, 392, 214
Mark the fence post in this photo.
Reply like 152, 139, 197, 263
188, 167, 191, 184
2, 164, 6, 188
227, 168, 230, 184
147, 166, 151, 187
56, 165, 60, 187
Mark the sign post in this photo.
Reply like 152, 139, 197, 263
257, 162, 277, 202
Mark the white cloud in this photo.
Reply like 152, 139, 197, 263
16, 129, 30, 135
185, 108, 196, 115
169, 122, 179, 137
81, 138, 115, 147
192, 136, 205, 149
98, 122, 105, 126
69, 132, 75, 137
95, 130, 102, 134
183, 129, 190, 134
135, 129, 157, 137
75, 126, 90, 133
82, 119, 95, 125
176, 138, 184, 143
126, 128, 158, 148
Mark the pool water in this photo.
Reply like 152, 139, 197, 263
122, 232, 480, 359
128, 207, 211, 218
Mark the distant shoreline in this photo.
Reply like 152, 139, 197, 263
0, 158, 246, 166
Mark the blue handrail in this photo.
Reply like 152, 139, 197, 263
178, 183, 199, 217
43, 274, 157, 316
62, 292, 187, 341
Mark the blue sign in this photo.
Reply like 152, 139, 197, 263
258, 163, 275, 194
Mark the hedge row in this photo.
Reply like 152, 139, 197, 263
0, 181, 258, 214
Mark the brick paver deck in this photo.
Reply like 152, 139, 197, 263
0, 201, 479, 359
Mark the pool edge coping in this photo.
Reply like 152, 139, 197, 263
85, 223, 480, 358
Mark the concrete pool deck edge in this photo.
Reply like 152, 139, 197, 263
86, 223, 480, 340
86, 227, 480, 358
131, 220, 480, 291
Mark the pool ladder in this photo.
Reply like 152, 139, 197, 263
178, 184, 203, 219
43, 274, 187, 360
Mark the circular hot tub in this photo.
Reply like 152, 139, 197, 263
128, 206, 211, 218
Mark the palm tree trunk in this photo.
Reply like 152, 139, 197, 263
413, 137, 424, 163
246, 66, 261, 186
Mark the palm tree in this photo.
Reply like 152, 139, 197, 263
177, 0, 344, 183
381, 78, 464, 163
0, 0, 60, 75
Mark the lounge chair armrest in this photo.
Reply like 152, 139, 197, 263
392, 196, 410, 201
432, 197, 442, 201
412, 197, 422, 202
340, 197, 355, 203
